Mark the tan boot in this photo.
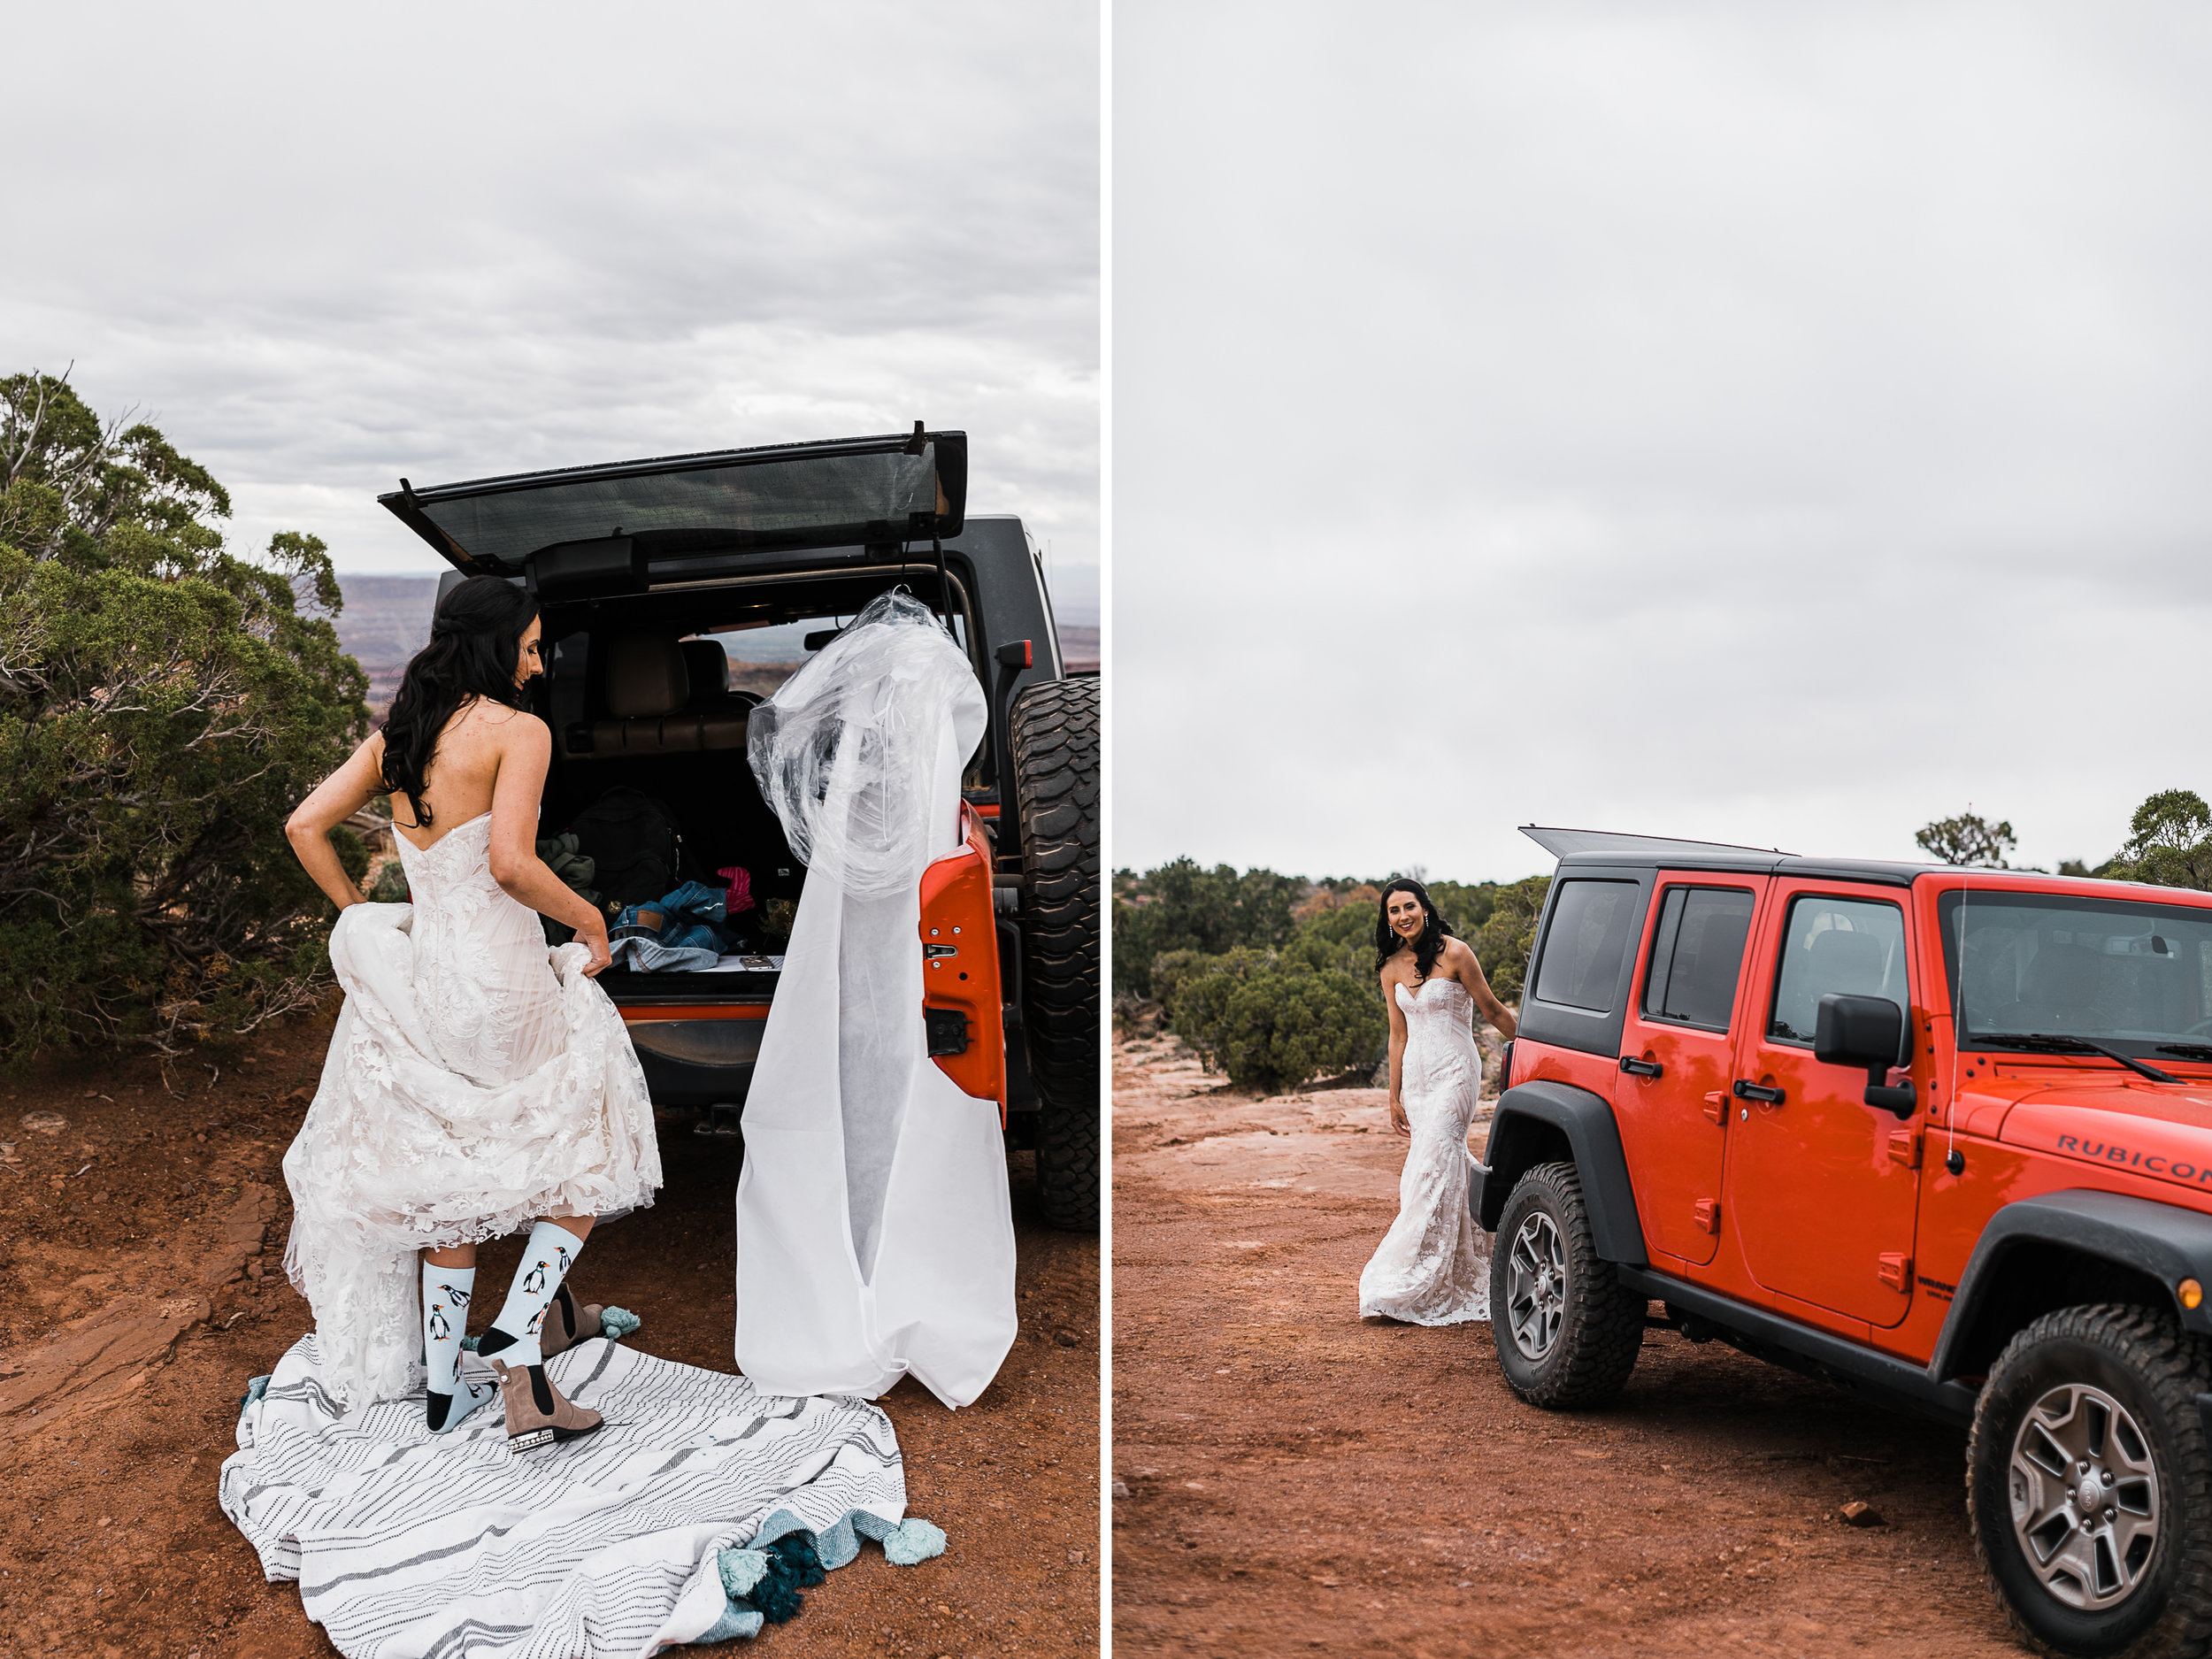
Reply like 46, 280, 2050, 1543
492, 1358, 603, 1450
536, 1284, 605, 1361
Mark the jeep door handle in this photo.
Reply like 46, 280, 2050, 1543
1732, 1079, 1786, 1105
1618, 1056, 1663, 1079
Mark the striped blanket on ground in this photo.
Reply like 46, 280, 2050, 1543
221, 1333, 933, 1656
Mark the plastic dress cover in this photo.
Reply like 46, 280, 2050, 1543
736, 592, 1016, 1407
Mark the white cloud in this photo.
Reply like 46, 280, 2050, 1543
3, 0, 1097, 601
1115, 0, 2212, 879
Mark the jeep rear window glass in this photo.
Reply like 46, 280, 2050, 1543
698, 604, 971, 701
1534, 880, 1640, 1012
1642, 886, 1756, 1031
1769, 895, 1909, 1044
1938, 890, 2212, 1056
419, 447, 948, 567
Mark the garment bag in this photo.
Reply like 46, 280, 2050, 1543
735, 592, 1017, 1407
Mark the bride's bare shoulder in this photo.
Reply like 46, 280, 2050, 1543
452, 699, 548, 747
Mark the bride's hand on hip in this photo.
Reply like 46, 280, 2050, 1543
1388, 1097, 1410, 1137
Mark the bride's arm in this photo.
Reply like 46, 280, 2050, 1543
285, 733, 388, 910
1383, 972, 1410, 1137
485, 714, 613, 974
1452, 939, 1517, 1041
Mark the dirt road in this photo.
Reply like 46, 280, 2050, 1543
1110, 1031, 2021, 1658
0, 1013, 1098, 1659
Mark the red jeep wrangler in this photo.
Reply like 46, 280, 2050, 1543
378, 429, 1099, 1229
1482, 827, 2212, 1657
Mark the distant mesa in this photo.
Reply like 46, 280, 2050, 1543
335, 575, 1098, 724
1057, 626, 1099, 673
334, 577, 439, 722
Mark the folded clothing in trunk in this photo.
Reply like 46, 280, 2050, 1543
609, 879, 754, 972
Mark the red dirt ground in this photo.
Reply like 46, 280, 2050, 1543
0, 1011, 1098, 1659
1110, 1031, 2024, 1658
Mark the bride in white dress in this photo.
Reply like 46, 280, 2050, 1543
1358, 879, 1517, 1325
281, 577, 661, 1444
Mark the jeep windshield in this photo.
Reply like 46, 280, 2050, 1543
1939, 890, 2212, 1062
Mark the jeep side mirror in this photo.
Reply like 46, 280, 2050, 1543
1816, 993, 1916, 1119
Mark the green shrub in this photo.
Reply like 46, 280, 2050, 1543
1145, 947, 1223, 1011
2108, 790, 2212, 891
1164, 949, 1384, 1094
1283, 876, 1532, 992
0, 372, 369, 1066
1279, 898, 1375, 978
1125, 859, 1543, 1091
1469, 874, 1549, 1002
1111, 857, 1304, 996
1916, 810, 2017, 869
1427, 879, 1500, 940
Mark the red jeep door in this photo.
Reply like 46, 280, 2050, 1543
1613, 876, 1767, 1268
1725, 882, 1922, 1329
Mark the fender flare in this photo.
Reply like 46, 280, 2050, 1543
1931, 1188, 2212, 1381
1476, 1079, 1647, 1267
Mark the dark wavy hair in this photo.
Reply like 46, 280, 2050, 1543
380, 577, 540, 828
1374, 878, 1455, 981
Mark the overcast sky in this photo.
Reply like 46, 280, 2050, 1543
1115, 1, 2212, 881
4, 2, 1097, 617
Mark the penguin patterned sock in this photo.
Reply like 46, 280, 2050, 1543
422, 1263, 491, 1433
476, 1219, 587, 1369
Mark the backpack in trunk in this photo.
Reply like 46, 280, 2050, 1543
566, 787, 685, 906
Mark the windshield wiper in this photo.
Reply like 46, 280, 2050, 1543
2155, 1044, 2212, 1064
1976, 1032, 2181, 1084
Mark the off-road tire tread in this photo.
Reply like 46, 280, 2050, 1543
1494, 1162, 1645, 1410
1010, 677, 1100, 1232
1968, 1302, 2212, 1659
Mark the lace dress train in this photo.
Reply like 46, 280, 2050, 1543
281, 813, 662, 1409
1357, 976, 1492, 1325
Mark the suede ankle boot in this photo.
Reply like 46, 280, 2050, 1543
535, 1282, 606, 1362
491, 1357, 603, 1450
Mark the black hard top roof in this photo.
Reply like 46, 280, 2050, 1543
1527, 826, 2018, 890
378, 427, 966, 576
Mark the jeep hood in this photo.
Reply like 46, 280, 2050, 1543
378, 429, 966, 579
1998, 1076, 2212, 1196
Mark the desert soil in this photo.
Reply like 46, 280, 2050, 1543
1110, 1030, 2024, 1658
0, 1013, 1098, 1659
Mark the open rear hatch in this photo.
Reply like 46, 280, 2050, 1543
378, 429, 998, 1111
379, 426, 967, 590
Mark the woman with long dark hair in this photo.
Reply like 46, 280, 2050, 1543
280, 575, 661, 1446
1357, 878, 1517, 1324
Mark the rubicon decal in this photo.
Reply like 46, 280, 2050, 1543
2050, 1133, 2212, 1184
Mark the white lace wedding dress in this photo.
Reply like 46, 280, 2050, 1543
1357, 975, 1492, 1325
281, 811, 663, 1408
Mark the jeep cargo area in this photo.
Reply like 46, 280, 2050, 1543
379, 430, 1100, 1229
1480, 826, 2212, 1655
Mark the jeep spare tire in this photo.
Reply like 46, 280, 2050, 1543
1009, 676, 1100, 1232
